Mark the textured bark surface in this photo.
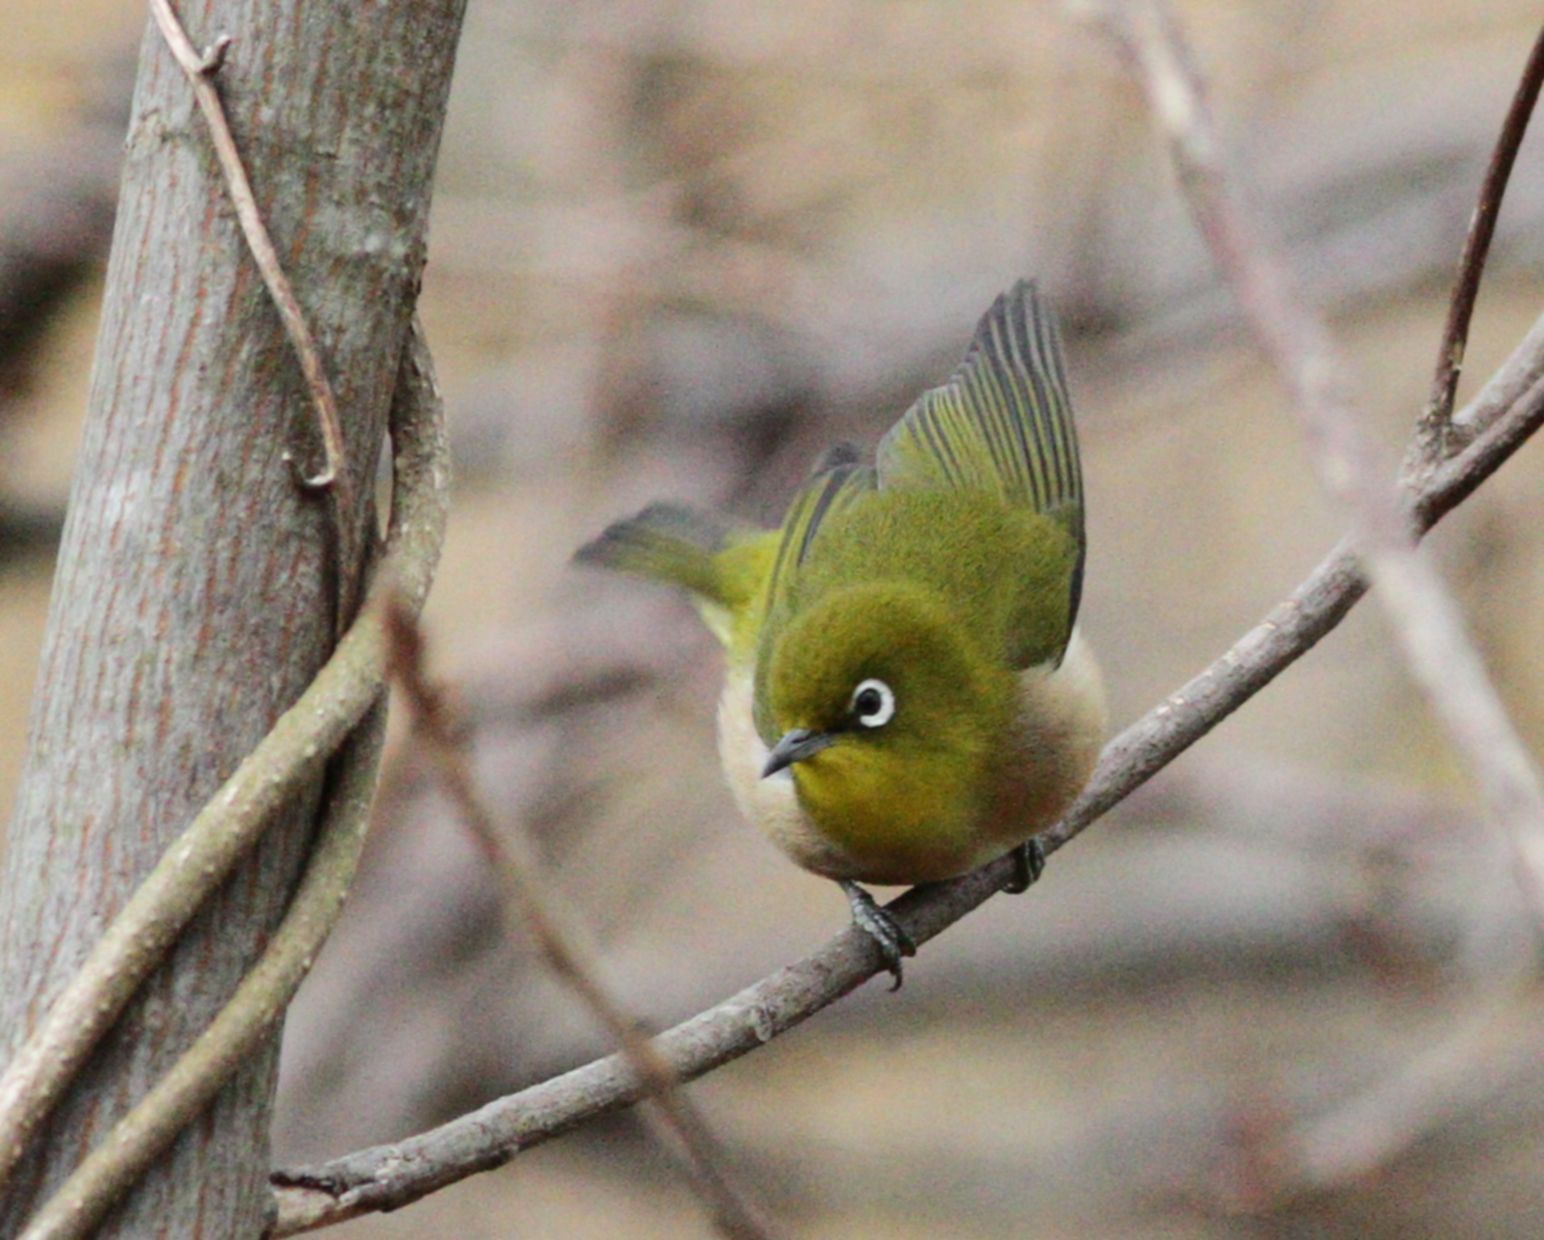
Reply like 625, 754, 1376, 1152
0, 2, 465, 1235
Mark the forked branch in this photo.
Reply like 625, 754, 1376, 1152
1083, 0, 1544, 924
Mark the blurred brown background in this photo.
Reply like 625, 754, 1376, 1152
4, 1, 1544, 1236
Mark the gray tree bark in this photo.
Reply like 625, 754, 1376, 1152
0, 2, 466, 1235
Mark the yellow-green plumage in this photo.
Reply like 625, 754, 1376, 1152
577, 280, 1105, 896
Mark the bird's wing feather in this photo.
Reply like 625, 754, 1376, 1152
761, 456, 877, 618
876, 279, 1086, 648
878, 281, 1080, 525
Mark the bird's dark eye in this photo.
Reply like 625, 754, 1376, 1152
850, 678, 896, 728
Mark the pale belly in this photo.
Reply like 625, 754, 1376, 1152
717, 631, 1107, 885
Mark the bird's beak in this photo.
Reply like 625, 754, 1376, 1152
761, 727, 836, 778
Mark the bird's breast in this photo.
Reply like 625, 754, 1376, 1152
716, 630, 1106, 885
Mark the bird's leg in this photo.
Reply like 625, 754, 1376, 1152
839, 879, 916, 990
1003, 837, 1047, 894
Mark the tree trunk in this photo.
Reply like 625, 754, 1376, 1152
0, 2, 465, 1234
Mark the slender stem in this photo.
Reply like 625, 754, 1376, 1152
147, 0, 360, 624
378, 602, 782, 1240
1422, 19, 1544, 452
147, 0, 348, 495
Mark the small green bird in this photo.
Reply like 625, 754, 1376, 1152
577, 281, 1105, 984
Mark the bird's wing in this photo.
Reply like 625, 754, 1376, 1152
878, 280, 1081, 524
751, 452, 876, 736
876, 279, 1085, 647
775, 454, 876, 587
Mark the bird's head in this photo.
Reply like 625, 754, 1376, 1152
759, 582, 1015, 858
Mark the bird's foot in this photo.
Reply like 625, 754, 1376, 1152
1003, 837, 1047, 894
839, 880, 916, 990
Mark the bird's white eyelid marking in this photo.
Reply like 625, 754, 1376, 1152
851, 677, 896, 728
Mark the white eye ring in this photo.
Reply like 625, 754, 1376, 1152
850, 678, 896, 728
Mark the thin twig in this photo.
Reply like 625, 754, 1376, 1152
1420, 19, 1544, 454
268, 328, 1544, 1234
1424, 365, 1544, 523
0, 322, 449, 1199
1448, 308, 1544, 444
148, 0, 345, 493
17, 700, 389, 1240
1085, 0, 1544, 923
377, 601, 782, 1240
148, 0, 360, 623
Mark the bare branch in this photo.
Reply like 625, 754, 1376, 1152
1083, 0, 1544, 922
0, 323, 450, 1199
1434, 307, 1544, 457
269, 322, 1544, 1233
147, 0, 348, 497
1422, 366, 1544, 526
147, 0, 364, 637
1421, 21, 1544, 452
375, 602, 782, 1240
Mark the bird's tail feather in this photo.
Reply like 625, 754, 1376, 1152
574, 501, 736, 602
